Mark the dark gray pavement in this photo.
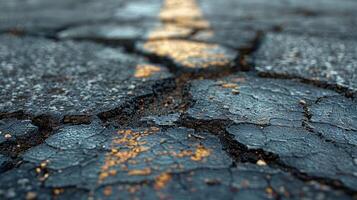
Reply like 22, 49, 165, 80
0, 0, 357, 199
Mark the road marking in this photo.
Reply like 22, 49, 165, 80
141, 0, 235, 70
98, 0, 222, 190
134, 64, 162, 78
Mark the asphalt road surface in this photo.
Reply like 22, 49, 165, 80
1, 0, 357, 199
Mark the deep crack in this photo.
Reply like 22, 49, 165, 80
177, 116, 357, 196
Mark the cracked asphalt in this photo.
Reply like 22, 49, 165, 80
0, 0, 357, 199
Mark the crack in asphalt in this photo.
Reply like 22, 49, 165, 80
1, 20, 356, 197
1, 0, 357, 199
1, 17, 355, 196
258, 72, 356, 99
177, 116, 357, 196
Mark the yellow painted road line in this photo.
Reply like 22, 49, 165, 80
98, 0, 227, 190
141, 0, 235, 70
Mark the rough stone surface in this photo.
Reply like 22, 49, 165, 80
227, 124, 357, 191
0, 124, 246, 199
0, 0, 126, 34
0, 35, 173, 116
309, 96, 357, 131
187, 73, 357, 191
187, 74, 337, 126
92, 164, 351, 200
254, 33, 357, 92
199, 0, 357, 39
191, 28, 258, 50
57, 22, 156, 41
141, 113, 181, 126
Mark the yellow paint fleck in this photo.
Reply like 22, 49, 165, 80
154, 172, 172, 190
128, 168, 152, 176
174, 150, 194, 158
221, 83, 239, 89
134, 64, 162, 78
191, 145, 211, 161
220, 82, 240, 94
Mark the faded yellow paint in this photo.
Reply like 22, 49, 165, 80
99, 0, 216, 188
191, 145, 211, 161
143, 40, 230, 68
98, 128, 158, 182
147, 24, 192, 39
134, 64, 162, 78
158, 0, 210, 29
171, 144, 211, 161
98, 127, 213, 184
221, 83, 239, 89
154, 172, 172, 190
128, 168, 152, 176
141, 0, 231, 69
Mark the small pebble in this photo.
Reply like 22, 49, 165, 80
231, 89, 240, 95
257, 160, 267, 166
299, 99, 306, 105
